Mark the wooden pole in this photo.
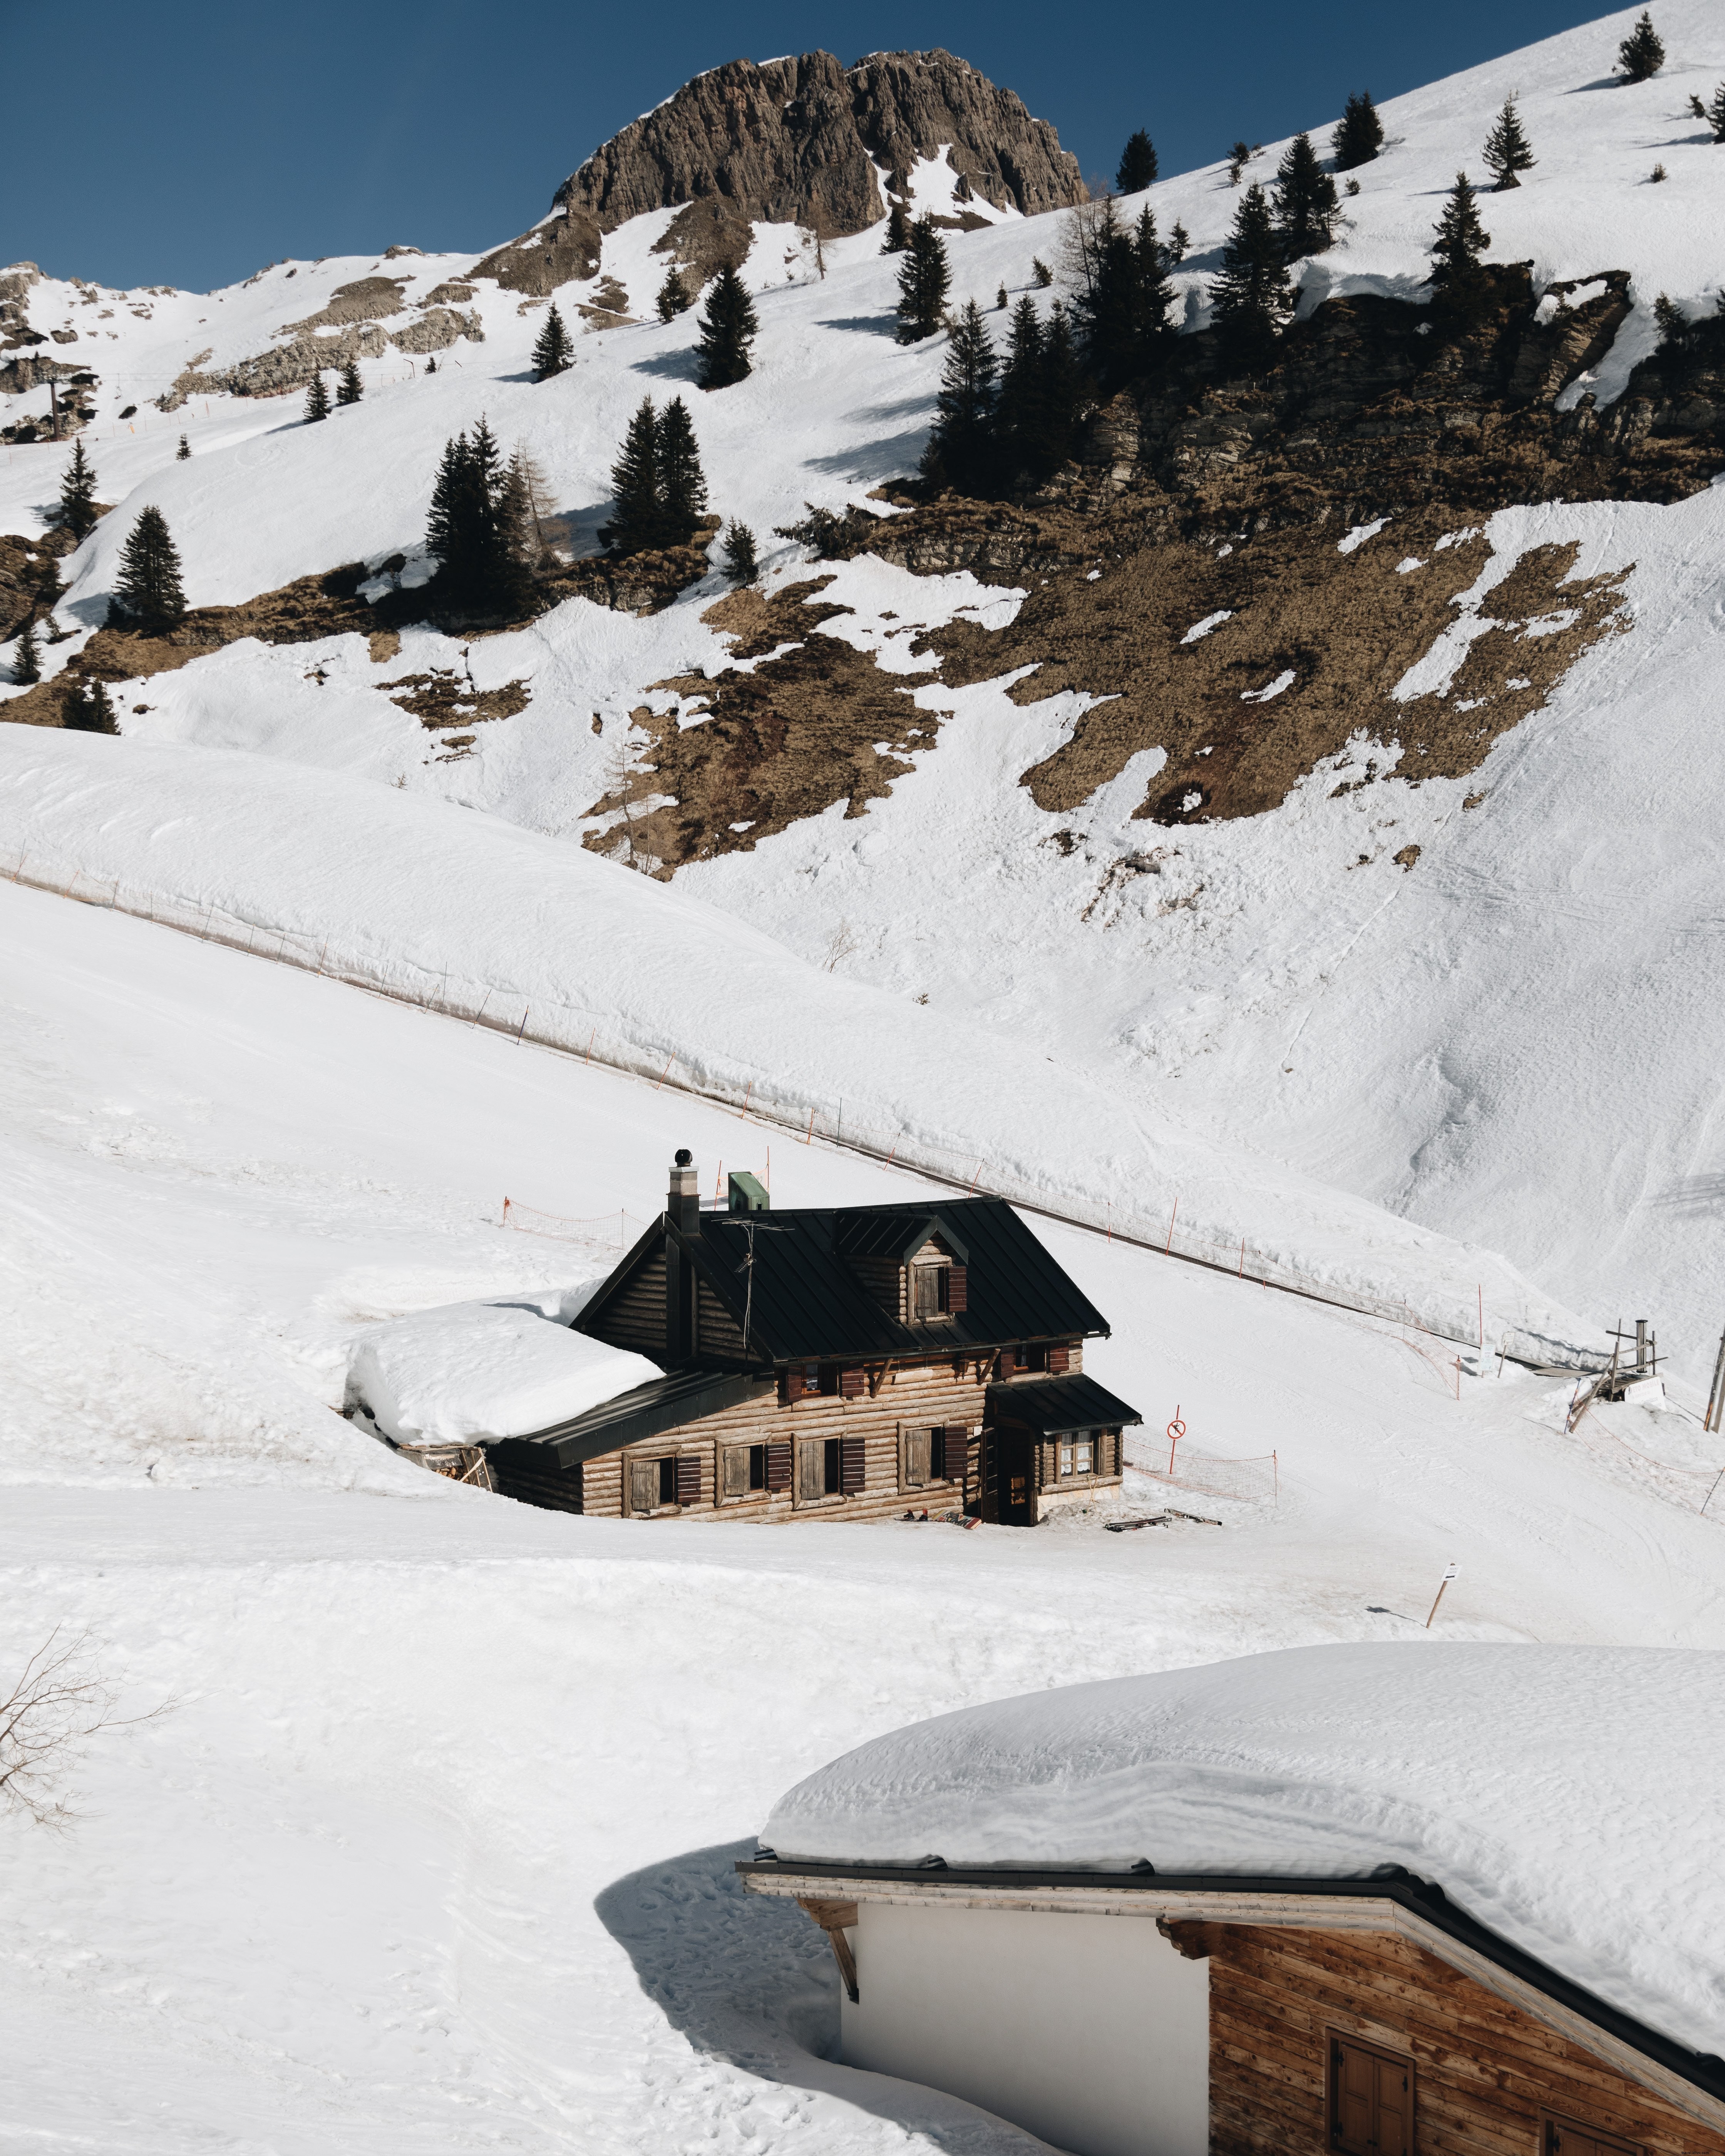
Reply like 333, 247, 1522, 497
803, 1103, 815, 1144
1164, 1197, 1178, 1254
1425, 1563, 1457, 1628
1705, 1326, 1725, 1434
515, 1004, 531, 1044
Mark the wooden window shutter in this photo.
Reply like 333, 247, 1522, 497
1047, 1343, 1069, 1374
1544, 2119, 1644, 2156
945, 1264, 967, 1312
796, 1437, 826, 1501
996, 1348, 1015, 1380
839, 1435, 866, 1493
780, 1365, 805, 1404
903, 1428, 931, 1488
839, 1366, 866, 1399
674, 1455, 701, 1507
765, 1441, 792, 1492
722, 1446, 750, 1498
1330, 2035, 1412, 2156
628, 1458, 657, 1515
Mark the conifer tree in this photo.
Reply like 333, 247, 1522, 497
722, 521, 759, 583
654, 270, 691, 323
1429, 172, 1494, 324
426, 431, 477, 589
13, 618, 42, 685
1034, 305, 1082, 476
1483, 98, 1536, 189
58, 438, 99, 541
1116, 129, 1159, 193
1031, 258, 1053, 288
1332, 92, 1385, 171
426, 354, 438, 373
655, 397, 708, 546
602, 398, 662, 556
996, 283, 1008, 311
1617, 12, 1664, 82
337, 357, 363, 405
64, 676, 119, 733
1209, 182, 1293, 367
695, 266, 759, 389
881, 202, 911, 253
895, 216, 951, 343
492, 455, 539, 616
921, 300, 999, 497
304, 371, 331, 422
424, 419, 535, 613
176, 434, 191, 460
531, 303, 573, 376
1227, 140, 1253, 185
1707, 83, 1725, 142
1074, 202, 1178, 390
112, 506, 186, 631
1273, 132, 1340, 260
1653, 293, 1688, 349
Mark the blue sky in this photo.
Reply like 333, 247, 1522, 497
10, 0, 1622, 291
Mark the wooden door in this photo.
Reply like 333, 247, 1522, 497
1544, 2119, 1643, 2156
997, 1431, 1034, 1526
1329, 2033, 1411, 2156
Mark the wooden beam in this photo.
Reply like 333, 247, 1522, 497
796, 1896, 860, 2002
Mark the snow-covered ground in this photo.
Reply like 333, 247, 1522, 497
4, 871, 1725, 2152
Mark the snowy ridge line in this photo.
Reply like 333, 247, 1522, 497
5, 842, 1582, 1369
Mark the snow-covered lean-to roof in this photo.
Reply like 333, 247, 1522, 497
762, 1644, 1725, 2061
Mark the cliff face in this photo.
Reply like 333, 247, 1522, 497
551, 49, 1087, 238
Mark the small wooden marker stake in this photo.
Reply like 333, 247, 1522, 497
1425, 1562, 1457, 1629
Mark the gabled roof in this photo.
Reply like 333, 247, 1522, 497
576, 1196, 1110, 1368
987, 1373, 1142, 1434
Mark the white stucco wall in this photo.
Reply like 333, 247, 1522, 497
839, 1902, 1209, 2156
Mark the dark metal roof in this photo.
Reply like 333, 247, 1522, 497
987, 1373, 1142, 1434
734, 1859, 1725, 2109
487, 1366, 773, 1471
834, 1213, 970, 1265
648, 1196, 1111, 1366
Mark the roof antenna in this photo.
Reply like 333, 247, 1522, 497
734, 1212, 793, 1367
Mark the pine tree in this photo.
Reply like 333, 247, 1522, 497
996, 298, 1047, 483
423, 420, 533, 612
1033, 305, 1082, 477
337, 357, 363, 405
1617, 12, 1664, 82
655, 270, 691, 323
492, 454, 539, 616
426, 432, 476, 588
1707, 83, 1725, 142
13, 618, 42, 685
996, 283, 1008, 311
921, 300, 999, 497
1074, 203, 1178, 390
1031, 258, 1053, 288
304, 371, 330, 422
1332, 92, 1385, 171
1116, 129, 1159, 193
1209, 182, 1293, 367
176, 434, 191, 460
722, 521, 759, 583
655, 396, 708, 546
1429, 172, 1494, 324
1483, 98, 1536, 190
58, 438, 98, 541
1653, 293, 1688, 349
425, 354, 438, 374
112, 506, 186, 631
1273, 132, 1340, 260
531, 303, 573, 376
602, 398, 662, 556
881, 202, 911, 253
695, 266, 759, 389
64, 677, 119, 733
1227, 140, 1253, 185
895, 216, 951, 344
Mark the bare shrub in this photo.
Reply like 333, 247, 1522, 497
0, 1627, 171, 1829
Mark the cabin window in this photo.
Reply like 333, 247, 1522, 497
723, 1444, 767, 1498
1019, 1343, 1073, 1375
911, 1262, 951, 1321
1328, 2033, 1412, 2156
1057, 1433, 1095, 1478
798, 1435, 863, 1500
903, 1427, 962, 1488
1542, 2119, 1643, 2156
629, 1456, 682, 1514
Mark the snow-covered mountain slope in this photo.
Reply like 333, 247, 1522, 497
3, 1, 1725, 1376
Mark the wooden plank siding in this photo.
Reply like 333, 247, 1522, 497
598, 1253, 667, 1357
1209, 1926, 1725, 2156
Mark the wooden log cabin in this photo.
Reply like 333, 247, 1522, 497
484, 1150, 1141, 1523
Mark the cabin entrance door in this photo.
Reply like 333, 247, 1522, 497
997, 1431, 1034, 1526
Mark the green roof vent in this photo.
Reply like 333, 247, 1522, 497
728, 1171, 770, 1215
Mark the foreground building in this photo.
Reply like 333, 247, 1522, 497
742, 1644, 1725, 2156
487, 1151, 1141, 1521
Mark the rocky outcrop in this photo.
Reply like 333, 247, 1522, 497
281, 276, 408, 333
154, 306, 484, 410
471, 204, 603, 295
0, 263, 42, 350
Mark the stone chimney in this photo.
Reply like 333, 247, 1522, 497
668, 1148, 700, 1237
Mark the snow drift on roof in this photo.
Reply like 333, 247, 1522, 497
763, 1642, 1725, 2056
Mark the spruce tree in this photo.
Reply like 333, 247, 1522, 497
996, 283, 1008, 310
722, 521, 759, 583
176, 434, 191, 460
1332, 92, 1384, 171
1031, 258, 1052, 288
13, 618, 42, 685
1116, 129, 1159, 193
1483, 98, 1536, 189
304, 371, 330, 422
1707, 83, 1725, 142
64, 677, 119, 733
655, 397, 708, 546
695, 266, 759, 389
426, 432, 476, 589
1209, 182, 1293, 368
422, 420, 536, 613
881, 202, 911, 253
1429, 173, 1494, 324
531, 303, 573, 376
1075, 203, 1177, 390
1273, 132, 1340, 260
1034, 306, 1082, 477
655, 270, 691, 323
337, 357, 363, 405
426, 354, 438, 373
492, 455, 538, 616
112, 506, 186, 631
1227, 140, 1253, 185
603, 398, 662, 556
1617, 12, 1664, 82
921, 300, 999, 497
996, 298, 1046, 483
58, 438, 99, 541
895, 216, 951, 343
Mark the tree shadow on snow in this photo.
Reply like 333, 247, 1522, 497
819, 313, 902, 336
805, 430, 931, 482
631, 348, 704, 383
1647, 1173, 1725, 1219
594, 1839, 1055, 2152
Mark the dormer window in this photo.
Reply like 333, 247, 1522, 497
912, 1260, 952, 1321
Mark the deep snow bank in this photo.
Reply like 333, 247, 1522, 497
764, 1641, 1725, 2056
0, 729, 1598, 1356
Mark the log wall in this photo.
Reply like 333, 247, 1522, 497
1209, 1925, 1725, 2156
